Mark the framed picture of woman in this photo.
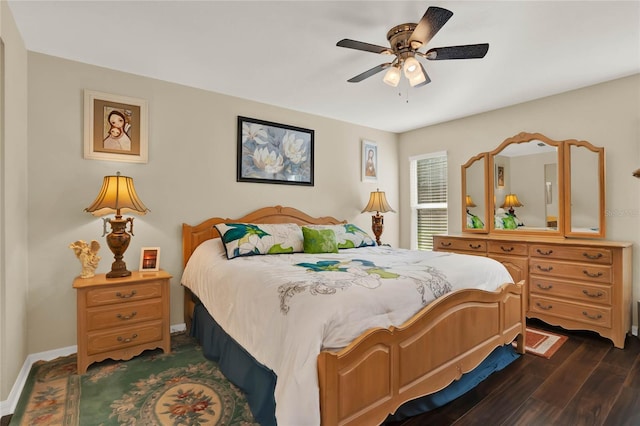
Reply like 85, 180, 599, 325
84, 90, 148, 163
361, 140, 378, 183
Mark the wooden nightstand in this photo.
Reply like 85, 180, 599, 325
73, 270, 171, 374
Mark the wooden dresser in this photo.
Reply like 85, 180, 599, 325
73, 270, 172, 373
434, 234, 632, 348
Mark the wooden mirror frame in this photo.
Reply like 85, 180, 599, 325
462, 132, 605, 239
461, 153, 489, 233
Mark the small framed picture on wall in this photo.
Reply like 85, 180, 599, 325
361, 140, 378, 183
139, 247, 160, 272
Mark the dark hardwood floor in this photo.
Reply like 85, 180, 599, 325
390, 319, 640, 426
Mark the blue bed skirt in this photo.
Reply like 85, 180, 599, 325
191, 302, 520, 426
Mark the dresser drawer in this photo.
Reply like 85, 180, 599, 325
86, 298, 163, 331
529, 245, 612, 265
85, 281, 164, 307
434, 237, 486, 253
530, 295, 611, 328
530, 276, 611, 305
86, 320, 164, 355
530, 259, 612, 284
487, 241, 528, 256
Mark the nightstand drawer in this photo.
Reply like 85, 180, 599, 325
86, 281, 163, 307
530, 276, 611, 305
86, 320, 164, 355
86, 298, 163, 331
529, 245, 612, 265
530, 296, 611, 328
530, 259, 612, 284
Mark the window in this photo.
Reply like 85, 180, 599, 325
410, 151, 448, 250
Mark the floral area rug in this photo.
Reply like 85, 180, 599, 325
10, 333, 258, 425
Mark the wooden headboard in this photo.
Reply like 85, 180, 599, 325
181, 205, 346, 330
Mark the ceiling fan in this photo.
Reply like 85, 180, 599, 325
337, 6, 489, 88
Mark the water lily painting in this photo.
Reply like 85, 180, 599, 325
237, 116, 314, 186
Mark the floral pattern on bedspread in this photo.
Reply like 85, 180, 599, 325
276, 258, 452, 314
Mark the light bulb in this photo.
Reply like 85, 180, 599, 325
403, 57, 421, 78
383, 66, 400, 87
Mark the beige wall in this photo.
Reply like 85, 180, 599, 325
25, 53, 399, 356
398, 74, 640, 324
0, 2, 29, 401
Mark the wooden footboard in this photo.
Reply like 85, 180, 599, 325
317, 280, 526, 426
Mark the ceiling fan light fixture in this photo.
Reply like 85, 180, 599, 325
383, 65, 401, 87
408, 70, 427, 87
403, 56, 421, 78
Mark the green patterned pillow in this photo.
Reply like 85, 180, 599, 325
306, 224, 375, 249
302, 227, 339, 254
214, 223, 303, 259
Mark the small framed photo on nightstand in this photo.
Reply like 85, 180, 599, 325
139, 247, 160, 272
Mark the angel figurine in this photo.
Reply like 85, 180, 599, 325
69, 240, 101, 278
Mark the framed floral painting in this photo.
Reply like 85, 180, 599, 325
237, 116, 314, 186
83, 89, 148, 163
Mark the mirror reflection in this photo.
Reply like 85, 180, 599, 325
493, 140, 558, 232
568, 142, 603, 235
464, 155, 486, 231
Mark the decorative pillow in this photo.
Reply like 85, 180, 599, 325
467, 212, 484, 229
306, 224, 376, 249
301, 227, 339, 254
214, 223, 303, 259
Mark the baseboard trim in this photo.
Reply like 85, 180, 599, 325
0, 322, 187, 417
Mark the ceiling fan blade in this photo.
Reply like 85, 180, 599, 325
347, 63, 392, 83
424, 43, 489, 60
409, 6, 454, 48
337, 39, 391, 54
412, 62, 431, 87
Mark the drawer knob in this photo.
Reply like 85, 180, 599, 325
469, 244, 482, 249
536, 265, 554, 272
536, 249, 553, 256
440, 242, 452, 247
116, 312, 138, 320
583, 252, 603, 260
117, 333, 138, 343
583, 270, 603, 278
500, 246, 514, 252
536, 283, 553, 290
115, 290, 137, 299
582, 311, 603, 321
582, 290, 604, 298
535, 302, 553, 310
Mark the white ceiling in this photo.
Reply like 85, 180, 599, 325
7, 1, 640, 133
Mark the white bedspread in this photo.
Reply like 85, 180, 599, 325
181, 239, 513, 426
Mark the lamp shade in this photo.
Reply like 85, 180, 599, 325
465, 195, 477, 207
362, 189, 396, 214
383, 65, 401, 87
85, 173, 149, 217
501, 193, 524, 208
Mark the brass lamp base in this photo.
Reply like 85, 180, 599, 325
371, 213, 384, 246
104, 216, 134, 278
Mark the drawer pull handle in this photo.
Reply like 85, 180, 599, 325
115, 290, 137, 299
536, 283, 553, 290
536, 265, 554, 272
469, 244, 482, 249
583, 270, 603, 278
583, 252, 603, 260
440, 242, 452, 247
116, 312, 137, 320
582, 290, 604, 298
500, 246, 514, 252
536, 249, 553, 256
536, 302, 553, 310
582, 311, 603, 321
117, 333, 138, 343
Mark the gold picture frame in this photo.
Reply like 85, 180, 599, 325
84, 89, 148, 163
139, 247, 160, 272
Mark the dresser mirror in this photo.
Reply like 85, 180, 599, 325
461, 153, 488, 232
565, 140, 605, 238
462, 132, 605, 238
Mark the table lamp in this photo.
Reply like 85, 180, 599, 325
465, 195, 477, 213
362, 189, 395, 245
84, 172, 149, 278
501, 193, 523, 216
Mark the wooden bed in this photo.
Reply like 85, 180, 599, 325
182, 205, 526, 426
